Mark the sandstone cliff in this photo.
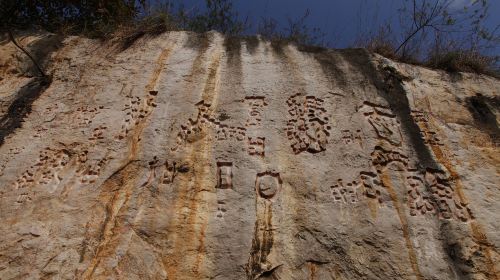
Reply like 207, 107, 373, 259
0, 31, 499, 280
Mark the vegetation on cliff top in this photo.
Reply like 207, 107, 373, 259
1, 0, 498, 77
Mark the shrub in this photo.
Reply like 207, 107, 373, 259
186, 0, 246, 35
257, 10, 326, 47
115, 12, 179, 50
0, 0, 145, 38
427, 50, 498, 76
114, 0, 247, 50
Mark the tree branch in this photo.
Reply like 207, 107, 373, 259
395, 23, 428, 54
7, 29, 47, 78
412, 0, 418, 28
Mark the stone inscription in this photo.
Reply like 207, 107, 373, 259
286, 94, 331, 154
141, 156, 183, 188
372, 145, 473, 222
174, 94, 331, 156
72, 106, 102, 128
216, 200, 227, 218
331, 171, 383, 204
327, 102, 474, 223
411, 110, 443, 146
77, 155, 108, 185
330, 143, 473, 222
169, 97, 473, 223
217, 162, 233, 189
256, 171, 282, 199
360, 102, 402, 146
118, 90, 158, 140
89, 125, 107, 143
341, 129, 363, 146
173, 101, 247, 151
247, 137, 265, 157
13, 148, 70, 191
245, 96, 267, 127
403, 169, 473, 221
331, 179, 359, 204
245, 96, 267, 157
12, 148, 70, 203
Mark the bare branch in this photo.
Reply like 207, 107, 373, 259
7, 29, 46, 78
412, 0, 418, 28
395, 24, 427, 53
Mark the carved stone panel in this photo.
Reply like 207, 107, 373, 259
286, 94, 331, 154
217, 162, 233, 189
256, 171, 282, 199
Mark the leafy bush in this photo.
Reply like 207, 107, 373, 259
1, 0, 246, 38
0, 0, 145, 38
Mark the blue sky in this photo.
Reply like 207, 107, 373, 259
160, 0, 499, 53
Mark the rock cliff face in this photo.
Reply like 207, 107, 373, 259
0, 31, 499, 280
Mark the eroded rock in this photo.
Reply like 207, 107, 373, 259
0, 31, 498, 280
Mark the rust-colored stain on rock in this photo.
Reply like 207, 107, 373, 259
0, 31, 498, 280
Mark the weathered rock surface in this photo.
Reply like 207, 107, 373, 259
0, 31, 499, 280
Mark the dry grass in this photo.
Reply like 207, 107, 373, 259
359, 39, 498, 77
114, 13, 179, 50
426, 50, 498, 77
363, 39, 398, 60
355, 24, 498, 78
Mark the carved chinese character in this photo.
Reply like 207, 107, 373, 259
360, 102, 402, 146
248, 137, 265, 156
331, 179, 359, 204
407, 174, 435, 216
286, 94, 331, 154
217, 162, 233, 189
411, 110, 443, 146
360, 171, 381, 200
341, 129, 362, 145
245, 96, 267, 127
256, 171, 281, 199
424, 170, 472, 221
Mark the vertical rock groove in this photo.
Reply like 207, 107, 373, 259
0, 32, 498, 280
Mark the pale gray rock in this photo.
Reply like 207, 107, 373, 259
0, 31, 498, 280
